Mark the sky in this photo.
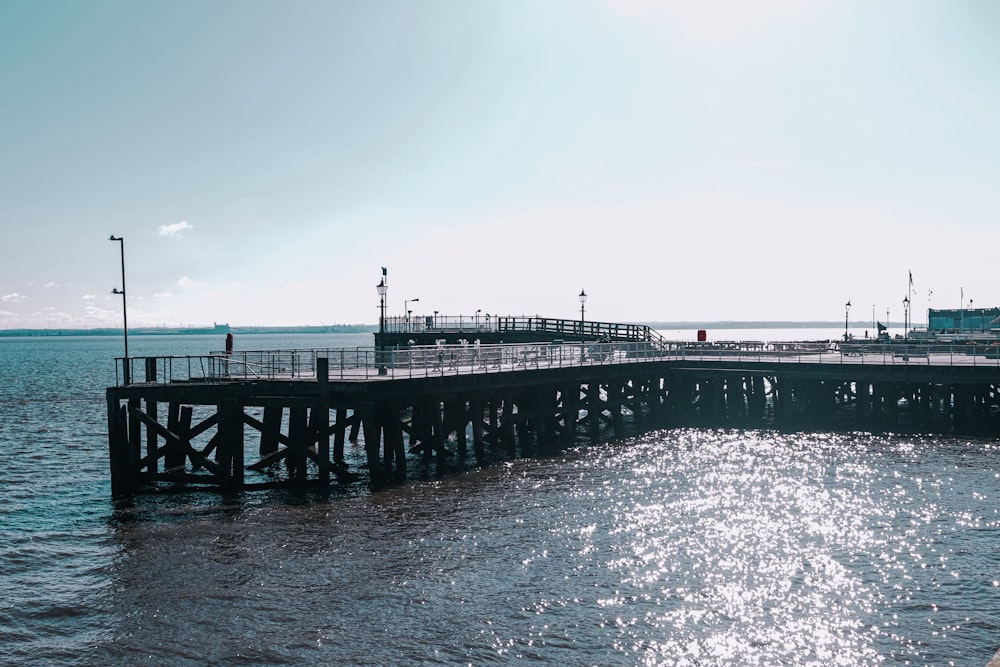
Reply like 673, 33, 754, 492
2, 0, 999, 329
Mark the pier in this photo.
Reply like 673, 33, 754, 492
106, 319, 1000, 498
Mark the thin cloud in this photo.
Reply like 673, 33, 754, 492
177, 276, 198, 289
82, 294, 97, 300
158, 220, 194, 237
2, 293, 26, 303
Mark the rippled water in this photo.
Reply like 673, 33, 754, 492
1, 335, 999, 665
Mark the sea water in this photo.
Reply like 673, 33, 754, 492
1, 333, 998, 666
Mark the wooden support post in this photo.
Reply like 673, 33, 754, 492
178, 404, 194, 472
216, 399, 243, 490
448, 398, 467, 460
288, 407, 309, 482
588, 383, 601, 441
430, 399, 447, 462
107, 392, 134, 499
315, 358, 331, 484
379, 402, 396, 474
260, 406, 282, 457
142, 361, 158, 475
313, 402, 330, 485
333, 408, 347, 464
165, 402, 184, 471
611, 382, 624, 438
542, 386, 559, 447
561, 383, 579, 443
471, 395, 485, 463
140, 395, 157, 476
502, 393, 515, 457
412, 401, 430, 463
487, 396, 498, 451
361, 405, 384, 489
709, 377, 723, 424
348, 413, 361, 443
387, 402, 406, 483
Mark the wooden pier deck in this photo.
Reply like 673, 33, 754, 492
106, 337, 1000, 498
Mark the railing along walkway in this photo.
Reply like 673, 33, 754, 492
382, 314, 666, 344
113, 340, 1000, 387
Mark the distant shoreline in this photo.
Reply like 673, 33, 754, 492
0, 325, 377, 337
0, 321, 902, 338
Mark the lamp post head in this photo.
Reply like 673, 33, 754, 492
112, 288, 124, 295
376, 279, 387, 297
109, 235, 122, 242
579, 289, 588, 304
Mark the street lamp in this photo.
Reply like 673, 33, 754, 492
903, 296, 910, 340
109, 235, 129, 385
844, 300, 851, 342
579, 289, 588, 361
405, 297, 419, 332
475, 309, 481, 330
376, 276, 387, 375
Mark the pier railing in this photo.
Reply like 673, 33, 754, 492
113, 339, 1000, 386
381, 314, 665, 343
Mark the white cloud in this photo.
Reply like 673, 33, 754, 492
2, 293, 26, 303
82, 294, 96, 300
158, 220, 194, 237
177, 276, 198, 288
152, 292, 174, 299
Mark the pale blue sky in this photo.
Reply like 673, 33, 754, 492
1, 0, 998, 329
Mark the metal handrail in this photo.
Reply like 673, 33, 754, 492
378, 313, 666, 343
113, 339, 1000, 387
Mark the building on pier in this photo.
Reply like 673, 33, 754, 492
927, 307, 1000, 335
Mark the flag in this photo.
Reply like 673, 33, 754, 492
909, 271, 914, 288
877, 321, 887, 333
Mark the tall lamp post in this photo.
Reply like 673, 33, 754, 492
405, 298, 419, 332
844, 300, 851, 343
579, 289, 588, 361
903, 296, 910, 340
109, 235, 129, 385
376, 276, 387, 375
